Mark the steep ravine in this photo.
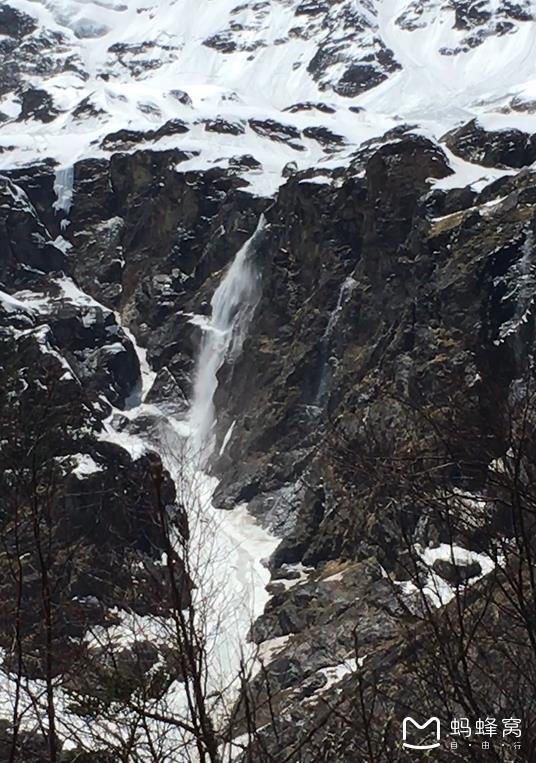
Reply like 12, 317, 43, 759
105, 216, 280, 746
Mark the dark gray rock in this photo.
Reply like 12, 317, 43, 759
17, 87, 60, 123
203, 118, 246, 135
0, 177, 65, 284
432, 558, 482, 584
0, 4, 37, 38
443, 118, 536, 168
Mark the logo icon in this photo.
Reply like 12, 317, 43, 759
402, 717, 441, 750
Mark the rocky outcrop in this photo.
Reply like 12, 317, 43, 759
0, 173, 191, 707
100, 119, 190, 150
211, 138, 536, 560
0, 4, 36, 39
17, 87, 59, 123
211, 135, 453, 508
66, 151, 267, 402
444, 118, 536, 168
0, 176, 65, 284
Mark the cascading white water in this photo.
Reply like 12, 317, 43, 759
95, 215, 277, 758
323, 276, 356, 343
315, 275, 356, 406
189, 215, 266, 458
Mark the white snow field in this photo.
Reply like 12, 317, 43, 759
1, 0, 535, 193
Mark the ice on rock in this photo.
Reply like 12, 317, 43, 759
53, 164, 74, 216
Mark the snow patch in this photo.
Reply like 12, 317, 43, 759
72, 452, 104, 477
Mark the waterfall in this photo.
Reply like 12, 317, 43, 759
315, 275, 356, 406
182, 212, 277, 724
101, 213, 277, 754
323, 276, 356, 343
53, 164, 74, 223
189, 215, 267, 458
496, 230, 536, 345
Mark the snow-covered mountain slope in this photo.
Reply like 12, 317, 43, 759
1, 0, 535, 195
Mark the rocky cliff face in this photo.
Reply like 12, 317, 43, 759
211, 140, 536, 761
1, 0, 536, 760
3, 126, 536, 758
